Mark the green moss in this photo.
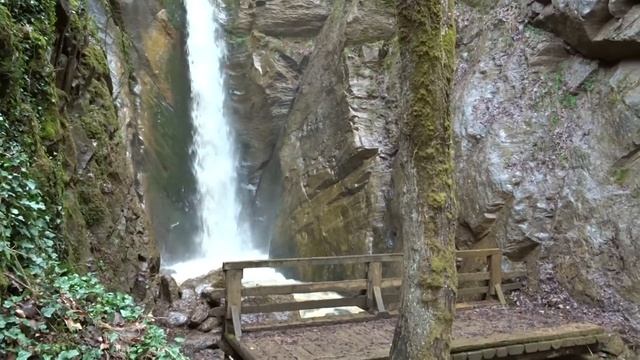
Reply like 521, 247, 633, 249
612, 167, 630, 185
39, 115, 63, 141
392, 1, 457, 355
62, 192, 90, 268
78, 186, 109, 228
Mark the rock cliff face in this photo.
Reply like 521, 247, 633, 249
455, 0, 640, 330
58, 0, 160, 299
223, 0, 400, 279
223, 0, 640, 330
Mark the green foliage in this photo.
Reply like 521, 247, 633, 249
1, 113, 185, 358
0, 1, 186, 358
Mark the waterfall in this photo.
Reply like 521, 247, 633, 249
166, 0, 263, 282
163, 2, 365, 318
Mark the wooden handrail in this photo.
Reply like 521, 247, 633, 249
222, 248, 502, 270
223, 253, 403, 270
222, 249, 522, 339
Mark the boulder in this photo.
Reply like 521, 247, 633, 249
200, 286, 223, 308
159, 273, 181, 304
197, 317, 220, 333
183, 332, 217, 352
189, 303, 210, 327
164, 311, 188, 327
181, 269, 223, 290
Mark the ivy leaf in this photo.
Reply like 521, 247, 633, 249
25, 180, 36, 190
42, 305, 57, 318
56, 350, 80, 360
17, 350, 32, 360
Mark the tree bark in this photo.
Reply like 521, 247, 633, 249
390, 0, 457, 359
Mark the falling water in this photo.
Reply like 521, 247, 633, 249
167, 0, 264, 282
164, 1, 363, 317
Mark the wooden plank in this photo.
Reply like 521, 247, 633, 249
494, 284, 506, 305
209, 275, 517, 301
456, 249, 501, 259
537, 341, 552, 351
367, 262, 382, 312
488, 253, 502, 296
507, 344, 524, 355
459, 272, 490, 282
524, 342, 539, 353
501, 282, 523, 291
482, 348, 496, 359
373, 286, 386, 313
224, 333, 257, 360
456, 300, 500, 310
231, 305, 242, 338
208, 278, 401, 300
224, 269, 243, 335
452, 353, 467, 360
242, 296, 368, 314
503, 270, 527, 279
458, 286, 489, 296
245, 279, 367, 297
451, 323, 604, 352
228, 277, 402, 299
242, 312, 393, 333
223, 253, 403, 270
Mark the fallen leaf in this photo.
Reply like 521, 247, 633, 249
64, 318, 82, 331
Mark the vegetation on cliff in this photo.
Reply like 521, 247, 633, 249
0, 0, 182, 357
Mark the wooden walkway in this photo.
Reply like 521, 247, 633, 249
214, 250, 608, 359
241, 313, 605, 359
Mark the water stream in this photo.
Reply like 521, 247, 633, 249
165, 0, 265, 283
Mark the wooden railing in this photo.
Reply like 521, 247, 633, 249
219, 249, 526, 339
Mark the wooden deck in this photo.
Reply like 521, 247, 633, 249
238, 309, 606, 359
216, 251, 608, 359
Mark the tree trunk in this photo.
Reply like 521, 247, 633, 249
390, 0, 457, 359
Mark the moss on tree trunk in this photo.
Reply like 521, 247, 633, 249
390, 0, 457, 359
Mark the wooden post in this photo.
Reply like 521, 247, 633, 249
488, 253, 502, 297
367, 261, 385, 313
224, 269, 243, 337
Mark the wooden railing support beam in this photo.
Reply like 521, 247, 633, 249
367, 261, 385, 313
225, 269, 243, 338
488, 253, 502, 297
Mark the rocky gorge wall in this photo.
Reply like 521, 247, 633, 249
455, 0, 640, 333
222, 0, 640, 335
221, 0, 400, 280
0, 0, 159, 299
